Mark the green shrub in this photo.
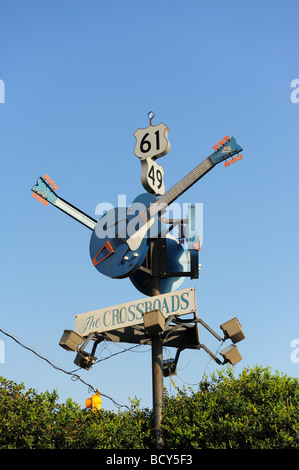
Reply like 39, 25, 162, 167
0, 365, 298, 449
162, 365, 299, 449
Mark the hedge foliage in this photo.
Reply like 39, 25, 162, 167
0, 365, 298, 449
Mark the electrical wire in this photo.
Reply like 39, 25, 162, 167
202, 340, 224, 377
113, 341, 151, 354
0, 326, 130, 410
175, 340, 224, 387
177, 348, 197, 371
70, 342, 149, 375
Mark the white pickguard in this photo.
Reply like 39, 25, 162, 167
126, 218, 155, 251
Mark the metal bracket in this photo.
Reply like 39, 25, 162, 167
174, 316, 224, 342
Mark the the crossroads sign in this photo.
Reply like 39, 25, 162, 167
75, 287, 197, 336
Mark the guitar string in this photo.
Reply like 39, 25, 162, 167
149, 157, 215, 217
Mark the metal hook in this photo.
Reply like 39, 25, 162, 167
147, 111, 155, 125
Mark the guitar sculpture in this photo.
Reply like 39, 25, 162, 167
89, 136, 243, 278
32, 174, 97, 230
32, 136, 243, 280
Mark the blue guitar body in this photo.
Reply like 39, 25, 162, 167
89, 193, 166, 279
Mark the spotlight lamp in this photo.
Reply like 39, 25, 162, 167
59, 329, 85, 351
219, 344, 242, 365
162, 359, 177, 377
162, 349, 182, 377
220, 317, 245, 344
143, 309, 165, 336
74, 350, 97, 370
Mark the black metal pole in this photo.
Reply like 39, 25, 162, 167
151, 333, 164, 448
150, 238, 164, 449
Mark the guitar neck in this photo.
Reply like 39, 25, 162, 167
32, 176, 97, 230
53, 196, 97, 230
148, 156, 215, 217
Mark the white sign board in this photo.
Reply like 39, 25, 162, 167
75, 287, 197, 336
133, 122, 170, 160
140, 157, 165, 195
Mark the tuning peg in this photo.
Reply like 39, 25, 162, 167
218, 136, 230, 146
231, 154, 243, 164
213, 136, 230, 151
32, 192, 48, 205
44, 174, 58, 190
224, 154, 243, 167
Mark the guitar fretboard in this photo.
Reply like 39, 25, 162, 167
148, 156, 215, 217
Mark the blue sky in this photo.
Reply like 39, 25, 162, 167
0, 0, 298, 411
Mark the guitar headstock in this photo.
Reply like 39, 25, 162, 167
32, 174, 58, 206
210, 136, 243, 165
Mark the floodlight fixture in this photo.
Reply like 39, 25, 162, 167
59, 329, 85, 351
162, 348, 183, 377
163, 359, 177, 377
220, 317, 245, 344
143, 309, 165, 336
219, 344, 242, 365
74, 350, 97, 370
